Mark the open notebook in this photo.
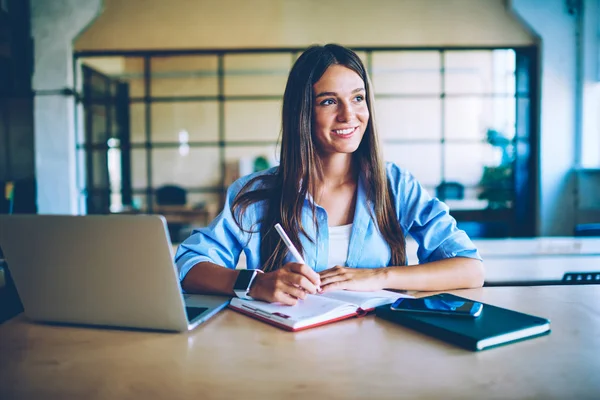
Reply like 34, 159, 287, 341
229, 290, 412, 331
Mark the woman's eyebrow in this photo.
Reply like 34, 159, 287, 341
315, 87, 365, 98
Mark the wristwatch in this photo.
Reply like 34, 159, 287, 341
233, 269, 263, 300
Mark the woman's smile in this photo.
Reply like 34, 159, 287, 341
331, 126, 358, 138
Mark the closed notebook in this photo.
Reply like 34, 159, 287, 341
375, 294, 551, 351
230, 290, 412, 332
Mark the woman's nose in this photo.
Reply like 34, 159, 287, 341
337, 102, 354, 122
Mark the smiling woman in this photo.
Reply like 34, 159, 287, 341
175, 44, 484, 306
312, 65, 370, 156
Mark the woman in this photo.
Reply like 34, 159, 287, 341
176, 44, 484, 305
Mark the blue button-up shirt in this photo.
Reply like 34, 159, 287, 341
175, 162, 481, 281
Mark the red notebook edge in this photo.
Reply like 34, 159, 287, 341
229, 304, 371, 332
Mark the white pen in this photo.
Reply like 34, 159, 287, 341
274, 223, 321, 292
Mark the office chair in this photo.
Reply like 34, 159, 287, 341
156, 185, 187, 206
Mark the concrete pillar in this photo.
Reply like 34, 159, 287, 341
30, 0, 103, 214
509, 0, 578, 236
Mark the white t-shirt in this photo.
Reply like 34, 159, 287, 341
327, 223, 353, 269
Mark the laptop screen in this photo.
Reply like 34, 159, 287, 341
185, 307, 208, 322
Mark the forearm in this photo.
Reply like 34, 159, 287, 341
382, 257, 484, 291
181, 261, 240, 295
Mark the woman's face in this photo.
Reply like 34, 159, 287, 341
311, 65, 369, 157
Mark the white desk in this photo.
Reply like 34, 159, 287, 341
0, 285, 599, 399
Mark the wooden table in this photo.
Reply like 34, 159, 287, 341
1, 286, 599, 399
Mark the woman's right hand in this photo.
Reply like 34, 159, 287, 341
247, 263, 321, 305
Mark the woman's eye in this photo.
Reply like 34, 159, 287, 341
320, 98, 335, 106
355, 95, 365, 102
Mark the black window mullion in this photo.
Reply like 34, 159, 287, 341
513, 48, 537, 237
218, 53, 226, 206
83, 66, 94, 212
117, 83, 132, 206
144, 56, 153, 213
440, 50, 446, 192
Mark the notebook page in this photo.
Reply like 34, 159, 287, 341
319, 289, 413, 309
231, 295, 357, 328
240, 295, 349, 319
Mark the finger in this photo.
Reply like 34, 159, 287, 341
318, 266, 346, 279
289, 263, 321, 286
320, 270, 349, 287
286, 274, 318, 294
286, 283, 309, 300
320, 279, 350, 292
274, 291, 298, 306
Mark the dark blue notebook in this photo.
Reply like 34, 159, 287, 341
375, 293, 551, 351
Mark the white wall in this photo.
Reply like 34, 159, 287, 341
75, 0, 534, 49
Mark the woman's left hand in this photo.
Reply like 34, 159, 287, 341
318, 266, 388, 292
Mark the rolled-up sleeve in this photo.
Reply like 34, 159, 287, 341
174, 179, 247, 282
389, 164, 482, 264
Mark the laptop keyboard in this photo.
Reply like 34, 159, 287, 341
185, 307, 208, 322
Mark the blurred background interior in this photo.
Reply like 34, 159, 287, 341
1, 0, 600, 321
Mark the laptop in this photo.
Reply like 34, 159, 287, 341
0, 214, 230, 332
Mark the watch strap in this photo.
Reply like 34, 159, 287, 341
234, 269, 263, 300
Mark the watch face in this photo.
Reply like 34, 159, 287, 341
234, 270, 256, 291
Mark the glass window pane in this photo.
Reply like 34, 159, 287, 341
151, 102, 219, 143
131, 148, 147, 190
151, 56, 218, 97
445, 97, 515, 140
225, 145, 279, 166
445, 51, 492, 94
152, 148, 221, 188
383, 143, 442, 186
224, 54, 290, 96
225, 100, 281, 142
127, 78, 145, 99
444, 187, 490, 211
130, 103, 146, 143
131, 193, 148, 212
89, 104, 107, 144
578, 173, 600, 209
493, 50, 516, 95
224, 145, 279, 186
121, 58, 145, 97
445, 50, 514, 95
80, 56, 145, 97
516, 52, 530, 95
371, 51, 441, 94
444, 143, 503, 187
516, 98, 529, 139
91, 150, 108, 188
376, 98, 441, 140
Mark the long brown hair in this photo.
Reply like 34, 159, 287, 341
232, 44, 406, 272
